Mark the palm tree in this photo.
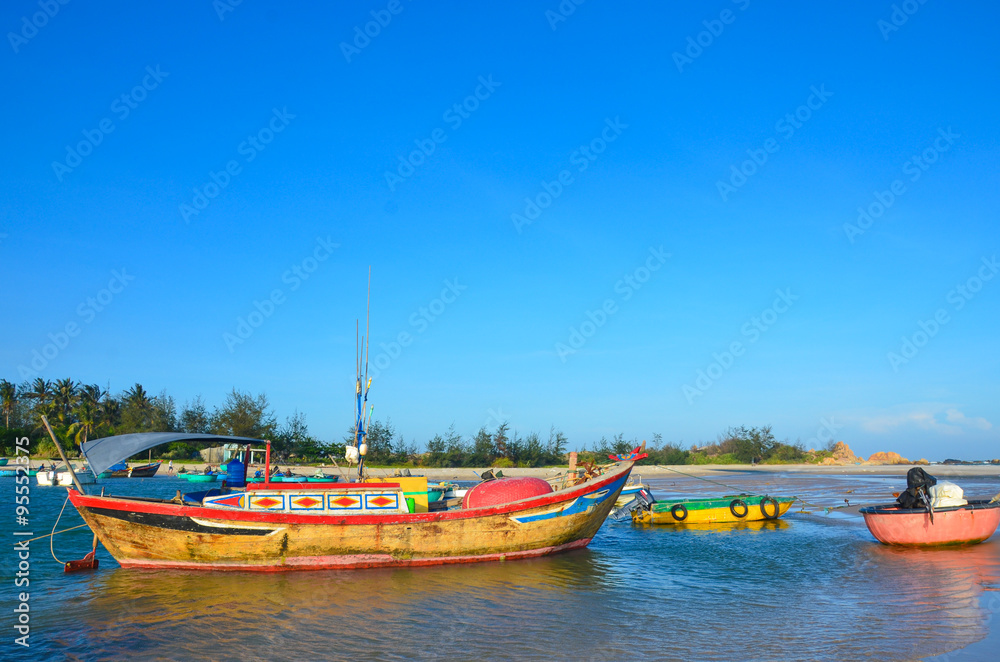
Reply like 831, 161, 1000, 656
52, 378, 79, 425
125, 383, 150, 410
79, 384, 104, 408
25, 378, 54, 423
100, 395, 121, 430
68, 400, 98, 447
121, 383, 153, 432
0, 380, 15, 428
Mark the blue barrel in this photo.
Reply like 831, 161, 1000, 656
225, 457, 246, 487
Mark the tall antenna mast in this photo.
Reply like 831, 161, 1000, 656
358, 267, 372, 480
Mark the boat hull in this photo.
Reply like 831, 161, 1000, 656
635, 495, 795, 525
37, 470, 96, 486
68, 462, 633, 571
128, 462, 161, 478
860, 501, 1000, 546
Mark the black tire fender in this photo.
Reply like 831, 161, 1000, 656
729, 499, 749, 519
670, 503, 688, 521
760, 496, 780, 520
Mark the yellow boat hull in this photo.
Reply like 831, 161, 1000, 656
633, 495, 795, 525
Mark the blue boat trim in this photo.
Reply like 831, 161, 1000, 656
509, 474, 627, 524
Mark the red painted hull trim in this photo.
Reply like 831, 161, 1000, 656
116, 538, 592, 572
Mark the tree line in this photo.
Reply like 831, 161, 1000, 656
1, 378, 808, 466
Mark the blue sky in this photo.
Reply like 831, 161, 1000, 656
2, 1, 998, 460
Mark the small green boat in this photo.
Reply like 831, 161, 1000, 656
633, 494, 796, 525
185, 474, 218, 483
427, 482, 458, 503
1, 469, 38, 477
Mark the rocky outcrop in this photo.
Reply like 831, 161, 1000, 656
831, 441, 861, 464
866, 451, 911, 465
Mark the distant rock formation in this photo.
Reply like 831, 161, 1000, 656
866, 451, 911, 465
814, 442, 917, 466
832, 441, 861, 464
915, 458, 929, 465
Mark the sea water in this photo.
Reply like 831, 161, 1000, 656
2, 471, 998, 661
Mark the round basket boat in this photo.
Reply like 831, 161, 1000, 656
185, 474, 218, 483
859, 500, 1000, 546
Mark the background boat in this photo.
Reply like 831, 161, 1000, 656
128, 462, 161, 478
37, 467, 97, 486
859, 500, 1000, 546
634, 494, 795, 525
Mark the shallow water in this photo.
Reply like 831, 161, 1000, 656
3, 471, 998, 660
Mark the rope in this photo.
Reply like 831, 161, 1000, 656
653, 465, 749, 493
50, 493, 72, 565
12, 523, 89, 546
651, 465, 860, 516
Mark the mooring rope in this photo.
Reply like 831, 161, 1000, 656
652, 464, 859, 515
49, 493, 72, 565
12, 523, 89, 546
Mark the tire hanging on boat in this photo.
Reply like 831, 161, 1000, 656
729, 499, 748, 519
760, 496, 779, 519
670, 503, 688, 521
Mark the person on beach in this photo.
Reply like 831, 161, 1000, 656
167, 460, 174, 475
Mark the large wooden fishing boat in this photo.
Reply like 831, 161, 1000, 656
66, 452, 633, 571
59, 280, 635, 571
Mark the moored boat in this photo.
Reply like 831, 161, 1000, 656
632, 494, 795, 525
859, 501, 1000, 546
1, 468, 37, 477
65, 287, 637, 571
427, 481, 458, 503
183, 474, 218, 483
37, 467, 97, 486
67, 442, 634, 570
128, 462, 161, 478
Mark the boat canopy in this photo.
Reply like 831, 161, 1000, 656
81, 433, 264, 476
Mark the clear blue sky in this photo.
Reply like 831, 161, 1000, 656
3, 1, 998, 460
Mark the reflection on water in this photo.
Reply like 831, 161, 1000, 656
3, 473, 999, 660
